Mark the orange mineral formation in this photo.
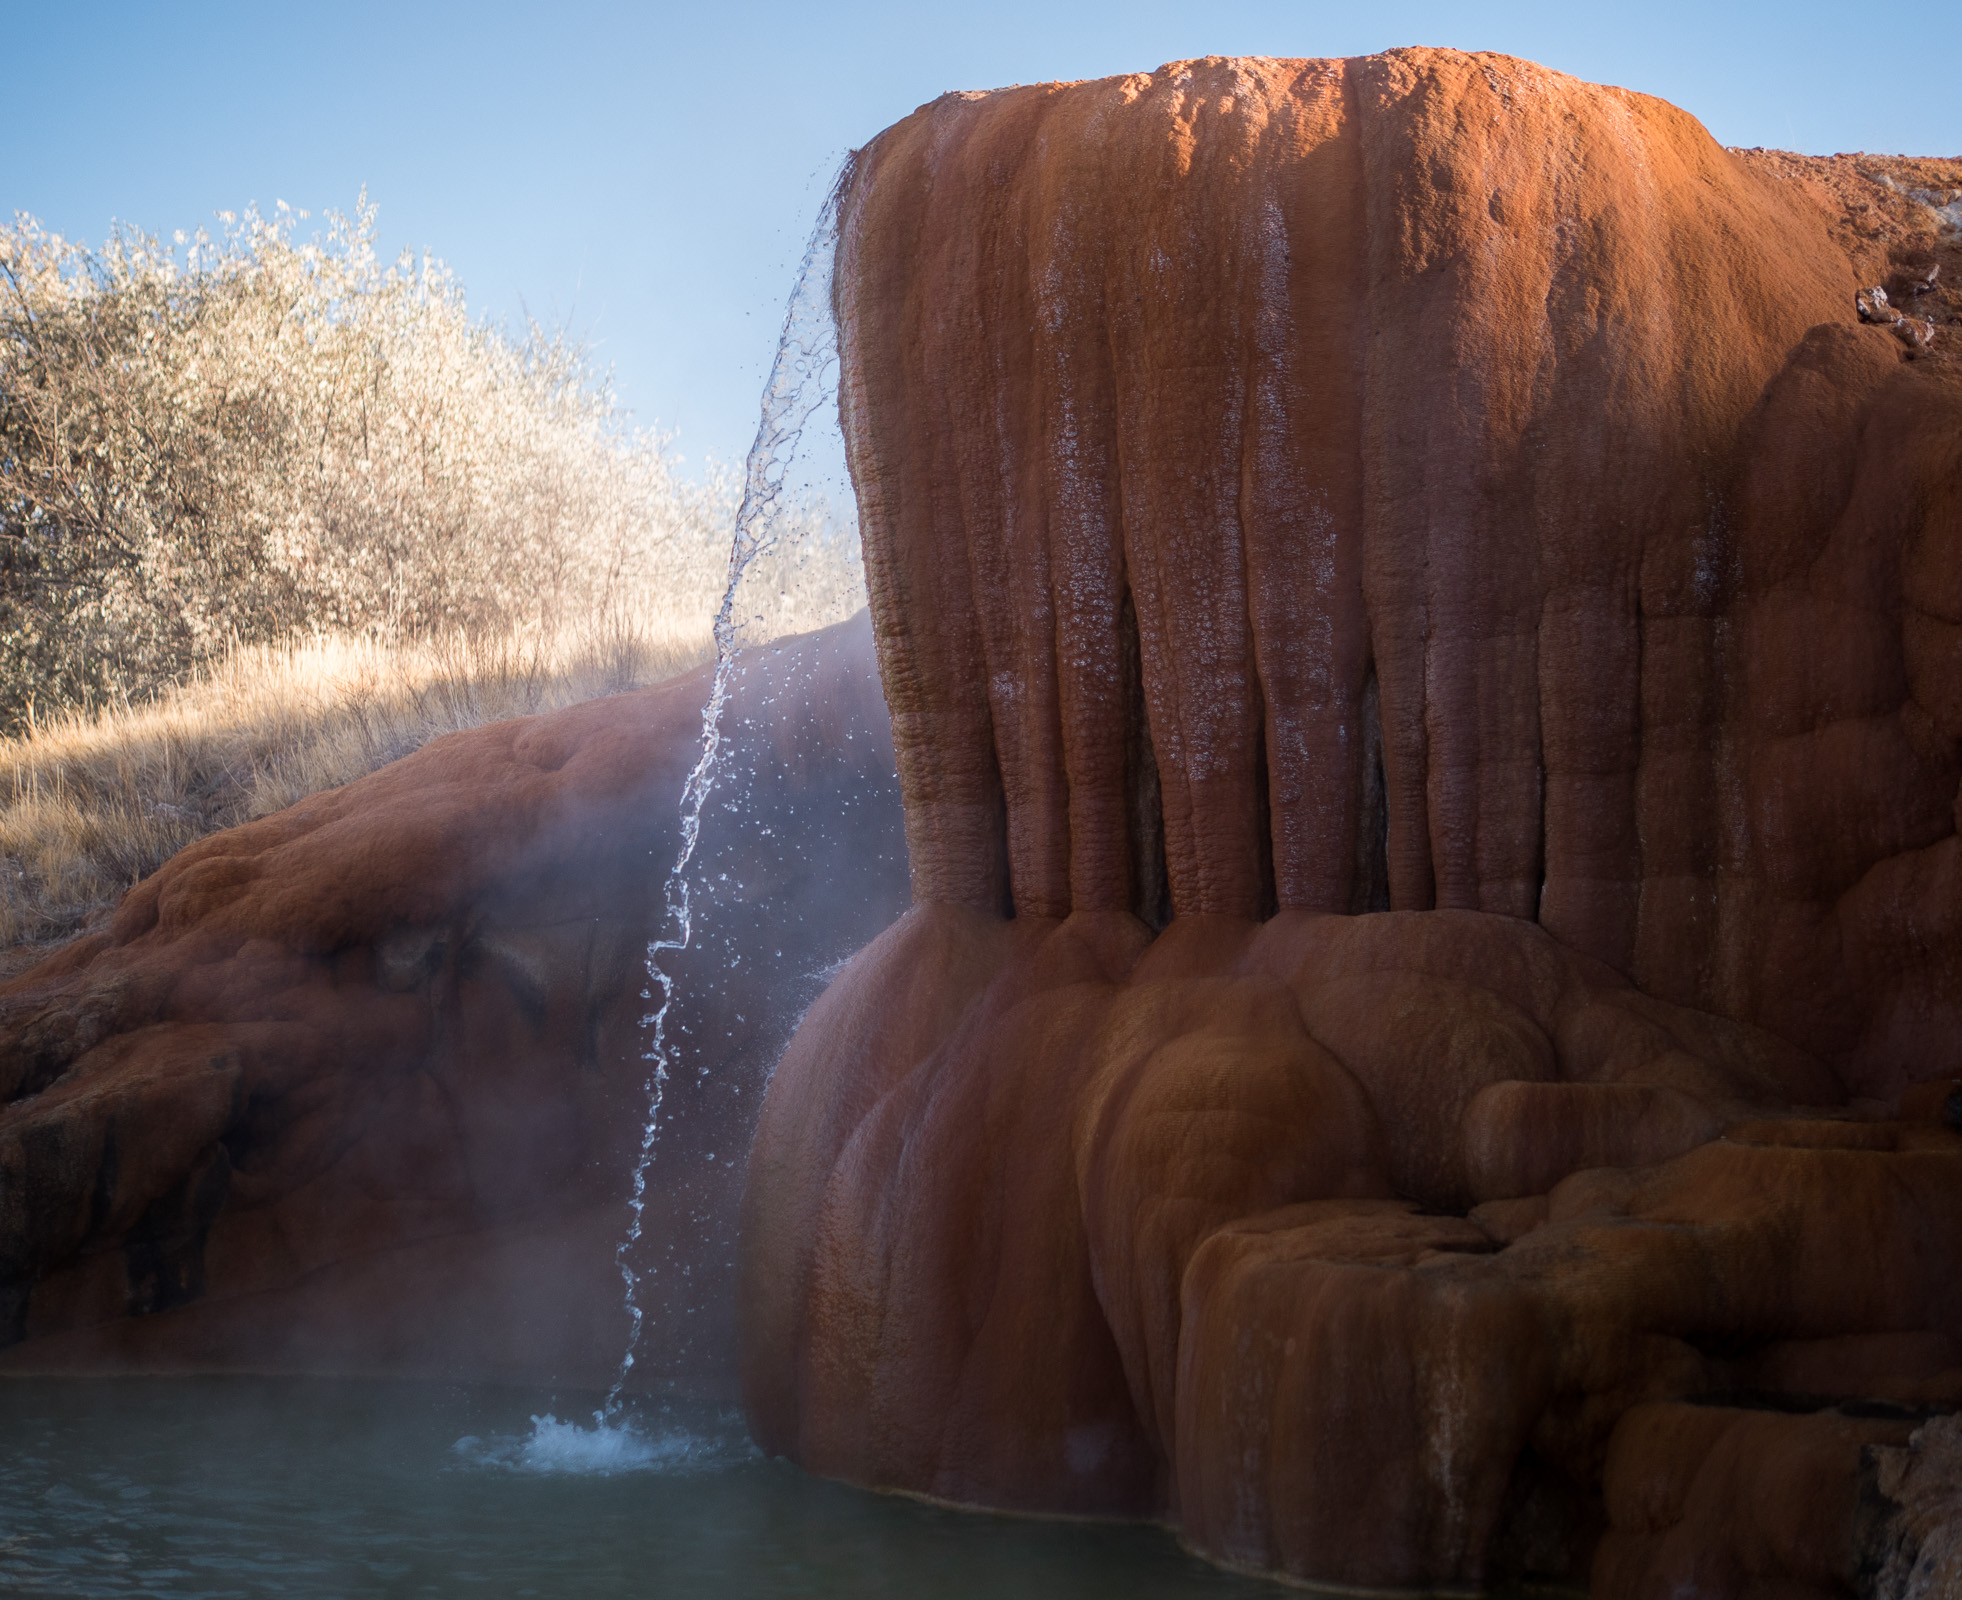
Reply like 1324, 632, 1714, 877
740, 50, 1962, 1595
0, 617, 906, 1389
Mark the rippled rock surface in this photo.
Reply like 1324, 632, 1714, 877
0, 616, 907, 1392
740, 50, 1962, 1595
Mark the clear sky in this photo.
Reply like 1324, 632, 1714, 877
6, 1, 1955, 475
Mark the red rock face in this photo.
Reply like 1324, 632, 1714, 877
743, 50, 1962, 1594
0, 617, 907, 1389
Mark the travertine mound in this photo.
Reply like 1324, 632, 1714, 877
0, 615, 906, 1388
742, 50, 1962, 1594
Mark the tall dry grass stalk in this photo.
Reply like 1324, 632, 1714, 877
0, 615, 713, 968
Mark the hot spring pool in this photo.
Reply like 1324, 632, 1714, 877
0, 1377, 1291, 1598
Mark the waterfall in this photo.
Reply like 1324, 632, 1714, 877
460, 164, 857, 1469
602, 156, 857, 1418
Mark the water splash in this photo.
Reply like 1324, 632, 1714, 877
596, 159, 856, 1423
453, 1412, 750, 1476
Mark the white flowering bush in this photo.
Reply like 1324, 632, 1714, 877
0, 196, 856, 734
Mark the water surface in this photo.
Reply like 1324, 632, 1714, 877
0, 1378, 1291, 1598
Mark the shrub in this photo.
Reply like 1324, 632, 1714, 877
0, 195, 857, 735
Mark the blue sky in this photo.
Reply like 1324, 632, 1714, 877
5, 1, 1954, 474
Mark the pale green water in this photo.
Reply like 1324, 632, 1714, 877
0, 1378, 1289, 1599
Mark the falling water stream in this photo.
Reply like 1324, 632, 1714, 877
606, 163, 853, 1417
510, 163, 856, 1464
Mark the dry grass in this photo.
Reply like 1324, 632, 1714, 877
0, 618, 712, 971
